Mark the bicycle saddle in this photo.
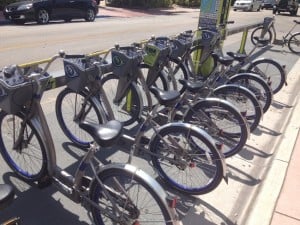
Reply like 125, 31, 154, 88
0, 184, 15, 210
79, 120, 123, 148
149, 86, 180, 107
226, 52, 247, 62
178, 79, 205, 93
211, 52, 234, 66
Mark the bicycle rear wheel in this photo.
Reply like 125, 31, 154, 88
89, 166, 174, 225
0, 111, 48, 182
101, 73, 143, 126
149, 123, 224, 195
184, 98, 249, 157
288, 32, 300, 54
229, 73, 273, 113
55, 88, 105, 148
214, 84, 263, 132
247, 58, 286, 94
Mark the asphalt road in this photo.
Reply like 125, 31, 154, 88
0, 6, 300, 225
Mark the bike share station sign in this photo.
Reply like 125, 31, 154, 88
195, 0, 231, 76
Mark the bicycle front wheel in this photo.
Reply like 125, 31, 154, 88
55, 88, 105, 148
101, 73, 142, 126
0, 111, 48, 182
214, 84, 263, 132
288, 32, 300, 54
247, 58, 286, 94
89, 167, 174, 225
149, 123, 224, 195
250, 26, 273, 46
184, 98, 249, 158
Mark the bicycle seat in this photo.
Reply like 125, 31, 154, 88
79, 120, 123, 148
178, 79, 205, 93
149, 86, 180, 107
226, 52, 247, 62
211, 52, 234, 66
0, 184, 15, 210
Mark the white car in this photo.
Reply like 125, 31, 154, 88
233, 0, 263, 11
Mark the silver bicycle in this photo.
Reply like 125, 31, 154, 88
0, 52, 178, 225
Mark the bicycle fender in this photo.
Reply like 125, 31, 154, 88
94, 163, 179, 222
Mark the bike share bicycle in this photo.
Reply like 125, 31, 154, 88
55, 46, 228, 195
251, 16, 300, 54
0, 52, 178, 225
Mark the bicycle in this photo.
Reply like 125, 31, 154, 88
140, 35, 263, 132
0, 52, 178, 225
0, 184, 20, 225
55, 47, 228, 195
250, 16, 300, 54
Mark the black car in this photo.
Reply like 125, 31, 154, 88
273, 0, 299, 15
3, 0, 99, 24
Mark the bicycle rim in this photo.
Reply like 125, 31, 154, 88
150, 124, 223, 195
0, 111, 47, 181
55, 88, 103, 148
90, 168, 173, 225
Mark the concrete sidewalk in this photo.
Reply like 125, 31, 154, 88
244, 58, 300, 225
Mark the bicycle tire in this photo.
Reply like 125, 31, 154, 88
55, 88, 105, 148
228, 73, 273, 113
0, 111, 48, 182
213, 84, 262, 132
89, 166, 174, 225
246, 58, 286, 94
101, 73, 143, 126
163, 57, 189, 94
288, 32, 300, 54
250, 26, 273, 46
149, 123, 224, 195
184, 98, 249, 158
185, 45, 217, 78
138, 63, 169, 106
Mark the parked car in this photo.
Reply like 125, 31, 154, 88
261, 0, 276, 9
273, 0, 299, 15
233, 0, 263, 11
3, 0, 99, 25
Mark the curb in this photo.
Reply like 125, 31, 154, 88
243, 57, 300, 225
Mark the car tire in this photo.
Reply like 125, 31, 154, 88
36, 9, 50, 24
85, 8, 96, 22
233, 8, 237, 11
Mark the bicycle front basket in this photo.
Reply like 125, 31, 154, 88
0, 66, 50, 114
63, 57, 98, 92
111, 46, 143, 77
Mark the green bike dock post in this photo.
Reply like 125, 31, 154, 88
192, 0, 232, 77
